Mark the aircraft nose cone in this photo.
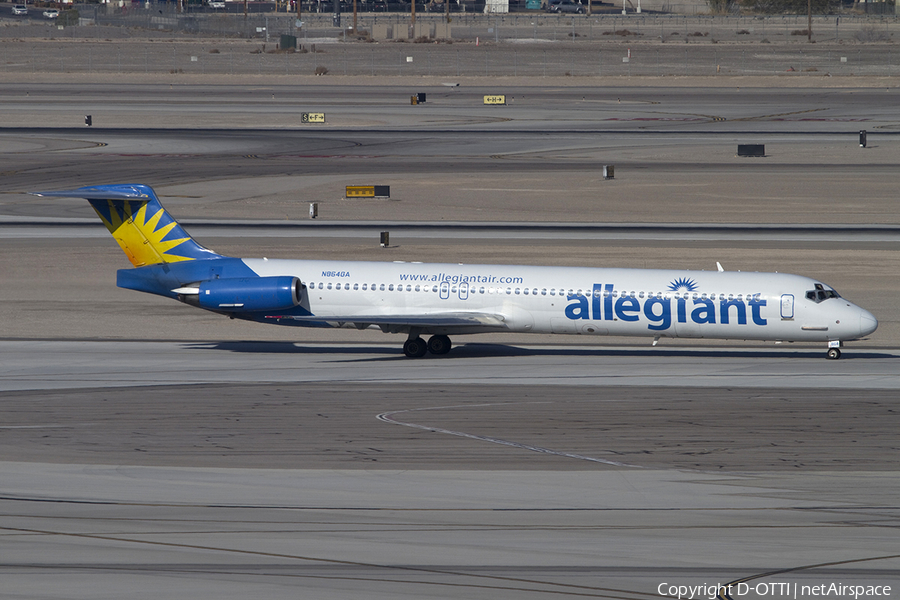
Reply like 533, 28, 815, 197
860, 310, 878, 337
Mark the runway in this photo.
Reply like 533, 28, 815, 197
4, 220, 900, 247
1, 79, 898, 598
3, 340, 899, 393
2, 340, 899, 599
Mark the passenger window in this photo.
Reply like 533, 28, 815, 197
515, 288, 521, 295
506, 288, 512, 295
523, 288, 529, 295
388, 284, 394, 291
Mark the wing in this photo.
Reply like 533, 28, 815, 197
265, 312, 508, 331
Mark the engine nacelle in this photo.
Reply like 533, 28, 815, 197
197, 277, 302, 312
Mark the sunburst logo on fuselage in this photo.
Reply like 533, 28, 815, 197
668, 277, 699, 292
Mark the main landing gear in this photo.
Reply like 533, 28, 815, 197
403, 335, 452, 358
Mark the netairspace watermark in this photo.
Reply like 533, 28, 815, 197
658, 582, 892, 600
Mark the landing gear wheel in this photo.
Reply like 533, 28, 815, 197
403, 337, 428, 358
427, 335, 452, 355
827, 348, 842, 360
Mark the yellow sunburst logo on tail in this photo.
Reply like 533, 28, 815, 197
92, 199, 193, 267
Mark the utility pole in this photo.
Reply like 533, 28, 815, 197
808, 0, 812, 42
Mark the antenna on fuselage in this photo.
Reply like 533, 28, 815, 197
716, 262, 725, 272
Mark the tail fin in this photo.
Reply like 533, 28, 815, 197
32, 184, 222, 267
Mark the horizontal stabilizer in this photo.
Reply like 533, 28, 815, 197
32, 185, 153, 201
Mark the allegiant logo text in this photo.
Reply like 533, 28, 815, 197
565, 284, 767, 331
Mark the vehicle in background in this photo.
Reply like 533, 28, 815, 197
360, 0, 389, 11
207, 0, 226, 8
547, 0, 585, 13
12, 4, 28, 15
427, 0, 463, 11
43, 8, 59, 18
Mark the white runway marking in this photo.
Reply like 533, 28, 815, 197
0, 425, 69, 429
377, 403, 641, 468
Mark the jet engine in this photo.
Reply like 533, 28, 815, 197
185, 276, 302, 312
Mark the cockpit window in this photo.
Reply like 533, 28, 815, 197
806, 283, 841, 303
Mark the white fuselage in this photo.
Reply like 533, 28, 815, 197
243, 259, 878, 343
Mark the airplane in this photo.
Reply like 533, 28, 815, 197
33, 184, 878, 359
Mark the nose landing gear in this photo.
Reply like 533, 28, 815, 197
826, 341, 842, 360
